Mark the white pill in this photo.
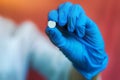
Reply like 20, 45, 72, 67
48, 21, 56, 28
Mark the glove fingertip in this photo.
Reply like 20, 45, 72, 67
48, 10, 58, 22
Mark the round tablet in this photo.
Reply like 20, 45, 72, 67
48, 21, 56, 28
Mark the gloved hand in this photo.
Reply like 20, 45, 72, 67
46, 2, 108, 80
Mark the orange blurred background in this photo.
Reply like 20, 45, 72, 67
0, 0, 120, 80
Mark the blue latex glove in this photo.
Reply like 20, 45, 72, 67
46, 2, 108, 80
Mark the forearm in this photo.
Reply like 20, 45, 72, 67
69, 67, 99, 80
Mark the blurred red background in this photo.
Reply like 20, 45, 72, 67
0, 0, 120, 80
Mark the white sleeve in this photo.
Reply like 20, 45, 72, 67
15, 21, 72, 80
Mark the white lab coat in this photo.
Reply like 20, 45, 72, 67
0, 17, 72, 80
